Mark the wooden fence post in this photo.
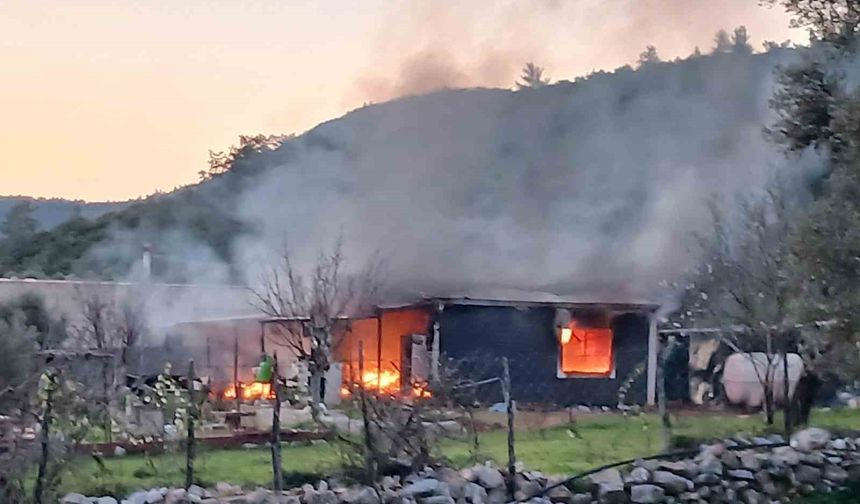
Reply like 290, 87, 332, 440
33, 370, 56, 504
782, 348, 793, 437
358, 341, 377, 483
233, 334, 241, 414
657, 336, 672, 452
271, 352, 283, 493
185, 359, 197, 489
501, 357, 516, 499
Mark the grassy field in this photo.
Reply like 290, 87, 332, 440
55, 408, 860, 497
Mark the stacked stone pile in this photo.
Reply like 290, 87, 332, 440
61, 428, 860, 504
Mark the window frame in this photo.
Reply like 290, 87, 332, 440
556, 325, 616, 379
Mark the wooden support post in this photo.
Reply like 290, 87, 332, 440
271, 352, 283, 493
206, 335, 211, 371
185, 359, 197, 489
358, 341, 376, 483
782, 348, 793, 437
33, 370, 56, 504
646, 316, 658, 406
376, 309, 383, 392
657, 335, 671, 452
233, 333, 241, 414
260, 321, 267, 354
501, 357, 516, 499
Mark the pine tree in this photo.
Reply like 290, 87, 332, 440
516, 62, 550, 89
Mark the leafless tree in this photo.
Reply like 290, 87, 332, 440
673, 185, 804, 424
251, 238, 383, 419
72, 286, 149, 440
74, 287, 115, 351
115, 294, 148, 370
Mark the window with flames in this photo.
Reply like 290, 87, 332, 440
558, 322, 614, 377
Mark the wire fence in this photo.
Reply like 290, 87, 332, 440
7, 341, 855, 503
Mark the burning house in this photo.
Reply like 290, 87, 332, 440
160, 290, 659, 408
333, 292, 660, 407
0, 277, 659, 408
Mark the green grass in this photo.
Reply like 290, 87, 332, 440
56, 442, 342, 497
53, 409, 860, 497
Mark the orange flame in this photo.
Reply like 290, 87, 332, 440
341, 368, 431, 398
223, 381, 275, 401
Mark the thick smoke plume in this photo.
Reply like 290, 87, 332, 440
70, 48, 842, 340
231, 49, 822, 305
349, 0, 799, 104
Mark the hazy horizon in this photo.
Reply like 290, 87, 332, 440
1, 0, 802, 201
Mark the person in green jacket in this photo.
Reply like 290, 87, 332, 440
255, 354, 274, 382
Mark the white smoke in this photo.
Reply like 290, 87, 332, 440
229, 49, 823, 304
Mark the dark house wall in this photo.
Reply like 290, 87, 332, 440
437, 305, 649, 406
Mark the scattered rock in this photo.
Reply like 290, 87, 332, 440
720, 450, 741, 469
187, 485, 207, 498
421, 496, 454, 504
651, 471, 693, 495
144, 488, 164, 503
630, 484, 665, 503
216, 482, 243, 496
727, 469, 756, 481
824, 465, 849, 483
514, 475, 541, 500
772, 446, 802, 466
96, 497, 118, 504
791, 428, 832, 452
435, 467, 467, 499
740, 451, 762, 471
125, 491, 148, 504
60, 493, 92, 504
164, 488, 186, 504
657, 461, 691, 477
400, 479, 443, 498
698, 454, 722, 474
545, 484, 572, 503
694, 473, 721, 486
590, 468, 625, 503
569, 493, 591, 504
627, 467, 651, 484
741, 488, 763, 504
768, 434, 786, 444
486, 487, 507, 504
589, 468, 623, 492
474, 466, 505, 490
463, 482, 487, 504
795, 465, 822, 484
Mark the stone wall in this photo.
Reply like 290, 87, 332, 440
61, 427, 860, 504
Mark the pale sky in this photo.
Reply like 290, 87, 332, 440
0, 0, 802, 201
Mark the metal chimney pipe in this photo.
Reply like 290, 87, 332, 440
142, 243, 152, 280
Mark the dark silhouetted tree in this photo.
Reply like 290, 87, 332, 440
714, 29, 733, 53
731, 26, 754, 54
766, 59, 844, 163
638, 45, 661, 66
516, 62, 550, 89
763, 0, 860, 47
0, 201, 38, 240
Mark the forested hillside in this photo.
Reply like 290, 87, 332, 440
0, 197, 125, 230
0, 44, 823, 299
